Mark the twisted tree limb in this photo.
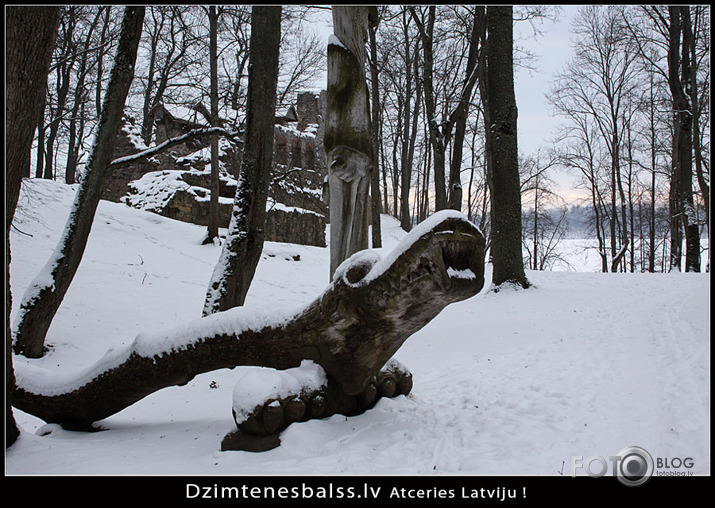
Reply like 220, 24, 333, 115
12, 212, 485, 429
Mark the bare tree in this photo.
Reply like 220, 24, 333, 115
520, 151, 568, 270
64, 7, 109, 185
688, 7, 709, 270
366, 6, 490, 226
137, 6, 202, 145
368, 15, 383, 247
465, 111, 489, 237
204, 5, 222, 244
13, 7, 146, 358
94, 7, 114, 119
409, 7, 446, 210
549, 94, 611, 273
374, 9, 415, 222
638, 57, 671, 272
666, 6, 701, 272
32, 6, 122, 186
6, 5, 60, 446
276, 7, 326, 108
622, 6, 706, 272
41, 7, 80, 181
482, 6, 529, 288
549, 7, 642, 272
379, 9, 422, 232
202, 6, 281, 314
409, 6, 484, 213
444, 6, 483, 211
218, 7, 252, 125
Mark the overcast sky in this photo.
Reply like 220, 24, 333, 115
513, 5, 582, 201
514, 5, 577, 153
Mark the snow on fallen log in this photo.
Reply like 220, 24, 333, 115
12, 211, 485, 428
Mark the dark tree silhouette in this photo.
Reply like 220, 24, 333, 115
6, 5, 60, 446
13, 7, 146, 358
202, 6, 282, 314
483, 6, 529, 288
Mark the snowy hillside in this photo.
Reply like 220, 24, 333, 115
6, 179, 710, 478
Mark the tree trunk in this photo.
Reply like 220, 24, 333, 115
205, 6, 220, 244
448, 11, 482, 212
532, 175, 539, 270
12, 214, 485, 428
368, 21, 383, 248
12, 7, 145, 359
202, 6, 281, 314
483, 6, 529, 288
669, 174, 683, 270
65, 9, 102, 186
399, 14, 415, 233
44, 7, 79, 181
65, 115, 79, 185
34, 91, 48, 179
687, 9, 708, 270
608, 132, 619, 272
6, 5, 60, 447
614, 128, 630, 272
325, 6, 378, 277
426, 9, 447, 212
648, 69, 657, 273
409, 7, 447, 212
140, 15, 159, 146
667, 6, 700, 272
95, 7, 111, 119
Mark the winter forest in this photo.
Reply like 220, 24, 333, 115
5, 5, 710, 483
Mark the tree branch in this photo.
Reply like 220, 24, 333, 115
108, 127, 243, 170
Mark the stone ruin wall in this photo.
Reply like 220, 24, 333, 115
105, 91, 328, 247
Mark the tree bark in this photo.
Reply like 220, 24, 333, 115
368, 20, 383, 248
648, 69, 657, 273
202, 6, 281, 314
13, 214, 485, 428
483, 6, 529, 288
12, 7, 145, 359
399, 13, 416, 232
205, 6, 221, 244
325, 6, 378, 277
6, 5, 60, 446
688, 8, 708, 270
34, 91, 48, 179
667, 6, 700, 272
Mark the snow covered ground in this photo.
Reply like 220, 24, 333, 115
6, 179, 710, 478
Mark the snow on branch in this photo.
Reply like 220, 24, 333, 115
109, 127, 243, 169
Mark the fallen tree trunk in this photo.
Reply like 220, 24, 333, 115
13, 212, 485, 428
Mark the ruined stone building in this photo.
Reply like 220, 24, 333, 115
104, 91, 328, 247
